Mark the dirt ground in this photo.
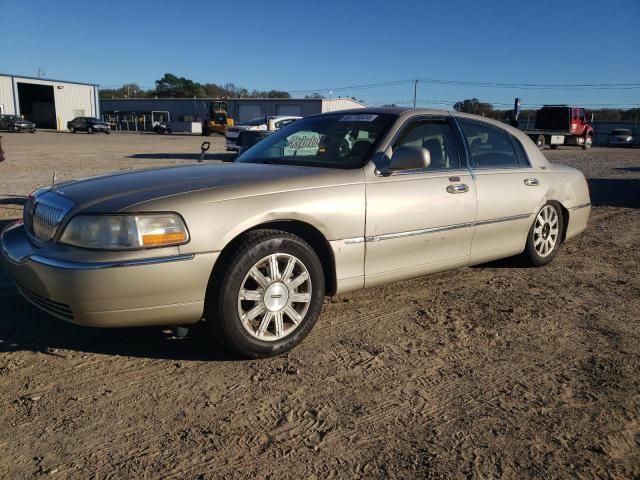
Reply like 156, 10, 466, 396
0, 131, 639, 479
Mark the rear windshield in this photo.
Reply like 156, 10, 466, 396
240, 117, 266, 126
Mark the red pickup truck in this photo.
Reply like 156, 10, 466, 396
522, 105, 594, 150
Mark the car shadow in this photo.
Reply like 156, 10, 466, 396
614, 167, 640, 173
588, 178, 640, 208
128, 153, 236, 162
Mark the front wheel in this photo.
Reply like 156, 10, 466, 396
582, 135, 593, 150
206, 230, 325, 358
524, 203, 564, 267
87, 127, 94, 134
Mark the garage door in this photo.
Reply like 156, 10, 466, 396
276, 104, 302, 117
238, 104, 262, 123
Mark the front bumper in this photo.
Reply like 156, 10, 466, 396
1, 222, 218, 327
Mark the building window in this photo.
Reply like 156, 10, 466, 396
74, 109, 85, 117
179, 115, 201, 122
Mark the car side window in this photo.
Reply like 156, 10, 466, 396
393, 120, 462, 170
458, 119, 523, 169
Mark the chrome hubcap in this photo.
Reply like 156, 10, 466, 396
238, 253, 312, 341
533, 205, 559, 257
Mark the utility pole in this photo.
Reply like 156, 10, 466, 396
413, 80, 418, 109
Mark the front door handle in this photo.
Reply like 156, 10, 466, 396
446, 184, 469, 194
524, 178, 539, 186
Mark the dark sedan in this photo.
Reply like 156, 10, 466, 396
67, 117, 111, 134
0, 114, 36, 133
608, 129, 634, 147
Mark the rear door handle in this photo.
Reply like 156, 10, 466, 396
446, 184, 469, 194
524, 178, 539, 186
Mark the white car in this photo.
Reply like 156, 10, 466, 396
225, 116, 301, 152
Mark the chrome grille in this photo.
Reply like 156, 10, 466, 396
32, 203, 66, 241
24, 191, 75, 242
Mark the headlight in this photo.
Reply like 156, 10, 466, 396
60, 213, 189, 249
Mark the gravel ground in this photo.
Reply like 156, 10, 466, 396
0, 132, 639, 479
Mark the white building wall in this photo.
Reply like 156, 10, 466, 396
321, 98, 366, 112
0, 75, 98, 129
0, 76, 16, 115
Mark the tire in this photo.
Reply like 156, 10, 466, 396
31, 129, 36, 133
105, 130, 111, 134
87, 127, 94, 134
582, 135, 593, 150
550, 144, 559, 150
70, 126, 76, 133
535, 135, 545, 150
524, 202, 564, 267
206, 229, 325, 358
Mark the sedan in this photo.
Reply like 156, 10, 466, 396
608, 128, 634, 147
0, 114, 36, 133
1, 108, 591, 358
67, 117, 111, 134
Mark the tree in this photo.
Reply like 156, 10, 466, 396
153, 73, 206, 98
99, 83, 147, 99
304, 93, 325, 99
453, 98, 494, 116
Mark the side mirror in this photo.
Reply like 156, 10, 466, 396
386, 146, 431, 172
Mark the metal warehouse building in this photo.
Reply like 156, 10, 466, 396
0, 73, 99, 130
100, 97, 365, 133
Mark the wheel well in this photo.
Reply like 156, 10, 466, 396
551, 201, 570, 243
211, 220, 337, 296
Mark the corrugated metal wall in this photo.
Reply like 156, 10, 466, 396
0, 75, 98, 130
0, 76, 16, 114
321, 98, 366, 112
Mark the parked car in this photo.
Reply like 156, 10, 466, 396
1, 108, 591, 358
0, 114, 36, 133
225, 116, 300, 152
67, 117, 111, 134
608, 128, 634, 147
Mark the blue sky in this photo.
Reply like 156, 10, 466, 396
2, 0, 639, 109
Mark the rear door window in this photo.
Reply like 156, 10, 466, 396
458, 119, 525, 169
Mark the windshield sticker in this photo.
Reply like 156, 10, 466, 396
339, 114, 379, 122
284, 132, 321, 156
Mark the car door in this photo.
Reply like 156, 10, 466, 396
456, 118, 542, 265
364, 117, 477, 286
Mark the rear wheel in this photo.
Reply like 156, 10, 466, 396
524, 202, 564, 266
206, 230, 325, 358
582, 135, 593, 150
87, 126, 94, 134
70, 126, 76, 133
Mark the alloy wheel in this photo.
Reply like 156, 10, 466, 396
533, 205, 559, 257
237, 253, 312, 341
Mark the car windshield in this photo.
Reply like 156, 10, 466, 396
612, 129, 631, 135
240, 117, 267, 126
236, 113, 396, 169
3, 115, 21, 121
87, 117, 102, 122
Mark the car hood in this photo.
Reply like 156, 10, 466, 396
48, 162, 361, 213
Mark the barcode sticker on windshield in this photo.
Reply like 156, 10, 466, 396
339, 114, 379, 122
